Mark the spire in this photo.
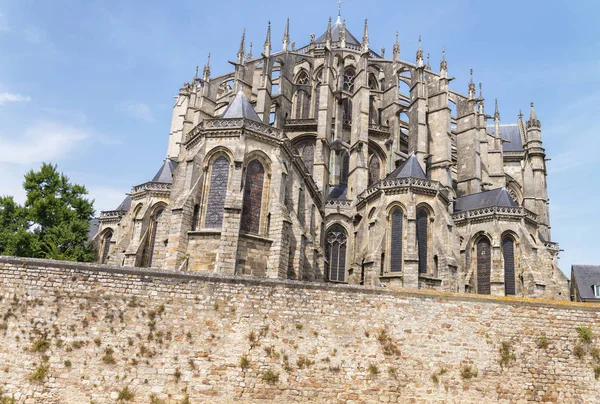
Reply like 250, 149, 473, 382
494, 99, 501, 139
393, 31, 400, 62
264, 21, 271, 56
380, 47, 385, 58
494, 98, 500, 121
326, 17, 332, 48
478, 83, 484, 114
362, 19, 369, 52
440, 47, 448, 77
468, 69, 476, 99
237, 28, 246, 64
282, 18, 290, 51
247, 42, 253, 61
337, 0, 343, 23
194, 65, 199, 81
202, 53, 211, 81
527, 102, 541, 129
416, 35, 424, 67
339, 19, 347, 48
426, 53, 431, 70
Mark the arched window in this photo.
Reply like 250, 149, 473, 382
325, 224, 347, 282
340, 152, 350, 186
343, 68, 356, 92
205, 156, 230, 228
416, 208, 428, 274
241, 159, 265, 234
296, 70, 309, 85
147, 208, 164, 268
191, 204, 200, 231
503, 236, 516, 296
477, 237, 491, 295
295, 90, 311, 119
100, 230, 113, 264
368, 154, 380, 187
390, 208, 403, 272
368, 74, 378, 90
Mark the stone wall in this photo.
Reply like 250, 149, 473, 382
0, 256, 599, 403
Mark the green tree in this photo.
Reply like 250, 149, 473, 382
0, 163, 95, 262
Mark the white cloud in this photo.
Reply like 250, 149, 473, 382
0, 92, 31, 105
118, 102, 154, 122
0, 121, 91, 164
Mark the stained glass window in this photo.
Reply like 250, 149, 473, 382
390, 209, 403, 272
241, 159, 265, 234
325, 224, 347, 282
205, 156, 229, 228
416, 208, 428, 274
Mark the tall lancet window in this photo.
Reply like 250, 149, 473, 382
416, 208, 429, 274
205, 156, 230, 228
503, 236, 516, 296
241, 159, 265, 234
147, 208, 164, 268
390, 208, 403, 272
100, 230, 113, 264
295, 90, 311, 119
340, 152, 350, 186
325, 224, 347, 282
477, 237, 492, 295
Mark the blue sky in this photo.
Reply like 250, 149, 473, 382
0, 0, 598, 275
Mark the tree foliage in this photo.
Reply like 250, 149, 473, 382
0, 163, 95, 262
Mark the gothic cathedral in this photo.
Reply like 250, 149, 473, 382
95, 14, 569, 300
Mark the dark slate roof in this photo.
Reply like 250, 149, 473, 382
385, 154, 427, 180
88, 218, 99, 240
572, 265, 600, 301
328, 185, 348, 199
454, 188, 518, 212
152, 159, 179, 184
116, 195, 132, 211
221, 90, 261, 122
315, 17, 361, 46
488, 124, 523, 152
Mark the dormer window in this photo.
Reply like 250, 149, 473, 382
595, 285, 600, 298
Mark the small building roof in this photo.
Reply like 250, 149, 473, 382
488, 124, 523, 152
221, 89, 262, 122
385, 154, 427, 180
88, 218, 99, 240
454, 188, 518, 212
152, 159, 179, 184
572, 265, 600, 301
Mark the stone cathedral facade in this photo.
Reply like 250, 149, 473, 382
95, 14, 569, 300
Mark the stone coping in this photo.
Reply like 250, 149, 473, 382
0, 255, 597, 312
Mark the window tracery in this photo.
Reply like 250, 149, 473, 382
325, 224, 347, 282
205, 156, 230, 228
241, 159, 265, 234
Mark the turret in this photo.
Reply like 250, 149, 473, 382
525, 102, 550, 239
409, 36, 428, 171
487, 98, 505, 189
455, 69, 482, 196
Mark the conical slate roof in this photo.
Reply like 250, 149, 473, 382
386, 154, 427, 180
116, 195, 132, 211
221, 89, 261, 122
315, 17, 361, 46
454, 188, 518, 212
152, 159, 179, 184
